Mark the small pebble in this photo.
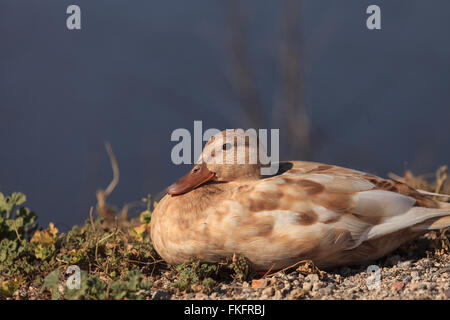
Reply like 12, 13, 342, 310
312, 282, 322, 291
288, 289, 305, 300
274, 289, 283, 299
444, 289, 450, 299
392, 281, 405, 292
195, 293, 208, 300
287, 274, 296, 281
283, 281, 291, 291
251, 279, 267, 289
326, 283, 337, 290
398, 261, 412, 269
305, 274, 319, 282
153, 290, 171, 300
262, 287, 274, 297
418, 283, 428, 290
302, 282, 312, 292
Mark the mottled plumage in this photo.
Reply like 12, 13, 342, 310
150, 130, 450, 271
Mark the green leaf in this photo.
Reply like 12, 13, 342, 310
43, 269, 61, 300
139, 210, 152, 224
10, 193, 26, 207
0, 279, 21, 298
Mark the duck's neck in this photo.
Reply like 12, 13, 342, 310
170, 182, 230, 215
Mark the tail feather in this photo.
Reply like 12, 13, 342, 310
411, 215, 450, 231
438, 200, 450, 210
366, 207, 450, 241
417, 189, 450, 198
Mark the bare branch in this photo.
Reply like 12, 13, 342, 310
89, 206, 96, 232
104, 142, 119, 197
95, 142, 119, 220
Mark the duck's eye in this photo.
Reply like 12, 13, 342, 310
222, 143, 232, 151
192, 167, 200, 173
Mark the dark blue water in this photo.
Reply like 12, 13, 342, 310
1, 0, 450, 231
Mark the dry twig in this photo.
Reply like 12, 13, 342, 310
96, 142, 119, 220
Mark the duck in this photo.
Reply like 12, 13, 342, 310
150, 129, 450, 271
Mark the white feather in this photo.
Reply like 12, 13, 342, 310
416, 189, 450, 198
352, 190, 416, 217
366, 207, 450, 240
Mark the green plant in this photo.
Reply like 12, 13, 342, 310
172, 256, 254, 293
0, 192, 38, 276
43, 268, 152, 300
174, 260, 220, 292
0, 192, 37, 241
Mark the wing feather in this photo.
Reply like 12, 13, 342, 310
250, 161, 450, 251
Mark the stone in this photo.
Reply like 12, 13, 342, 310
305, 274, 319, 282
262, 287, 274, 297
251, 279, 268, 289
287, 274, 297, 281
418, 283, 428, 290
274, 289, 283, 299
398, 260, 412, 269
312, 282, 323, 291
302, 282, 312, 292
327, 283, 337, 290
288, 289, 305, 300
392, 281, 404, 292
153, 290, 171, 300
195, 293, 209, 300
283, 281, 291, 291
444, 289, 450, 299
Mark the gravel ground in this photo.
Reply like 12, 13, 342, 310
146, 234, 450, 300
10, 233, 450, 300
14, 252, 450, 300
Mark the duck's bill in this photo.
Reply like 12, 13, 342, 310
167, 163, 216, 196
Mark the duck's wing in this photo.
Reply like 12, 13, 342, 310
244, 161, 450, 251
285, 161, 440, 207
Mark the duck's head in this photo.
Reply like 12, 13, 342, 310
167, 129, 267, 195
